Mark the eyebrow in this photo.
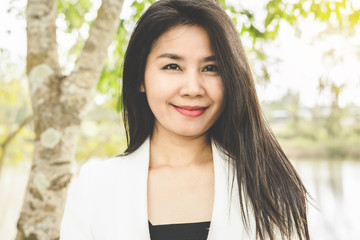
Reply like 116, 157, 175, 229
156, 53, 216, 62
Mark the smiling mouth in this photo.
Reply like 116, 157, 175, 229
171, 104, 208, 117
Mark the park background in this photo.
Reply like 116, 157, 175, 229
1, 0, 360, 239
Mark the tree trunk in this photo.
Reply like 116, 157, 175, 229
16, 0, 124, 239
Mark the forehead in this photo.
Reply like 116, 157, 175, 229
150, 25, 214, 56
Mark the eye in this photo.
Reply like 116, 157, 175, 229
202, 64, 219, 72
162, 64, 182, 71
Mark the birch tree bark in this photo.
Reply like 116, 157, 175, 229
16, 0, 124, 239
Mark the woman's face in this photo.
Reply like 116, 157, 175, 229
143, 25, 224, 139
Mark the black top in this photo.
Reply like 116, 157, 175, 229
148, 221, 211, 240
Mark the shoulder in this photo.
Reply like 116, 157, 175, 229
80, 139, 150, 179
77, 154, 134, 183
70, 154, 142, 209
80, 155, 130, 172
61, 155, 137, 238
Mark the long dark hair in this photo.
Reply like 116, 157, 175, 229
122, 0, 309, 239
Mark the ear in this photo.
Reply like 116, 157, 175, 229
140, 83, 145, 92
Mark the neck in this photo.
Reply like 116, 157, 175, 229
149, 129, 212, 168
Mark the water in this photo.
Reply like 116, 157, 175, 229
293, 160, 360, 240
0, 160, 359, 239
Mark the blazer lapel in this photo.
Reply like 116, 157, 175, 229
207, 142, 250, 239
114, 138, 151, 240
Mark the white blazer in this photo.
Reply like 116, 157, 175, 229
60, 138, 255, 239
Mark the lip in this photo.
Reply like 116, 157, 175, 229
171, 104, 208, 118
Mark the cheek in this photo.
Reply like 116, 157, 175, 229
209, 77, 224, 103
145, 79, 173, 101
144, 72, 170, 111
144, 71, 179, 98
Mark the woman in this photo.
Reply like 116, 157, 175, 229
61, 0, 309, 239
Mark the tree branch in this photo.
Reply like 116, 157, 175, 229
60, 0, 125, 118
70, 0, 125, 88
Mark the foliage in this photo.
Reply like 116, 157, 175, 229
263, 92, 360, 159
57, 0, 93, 32
0, 77, 33, 166
76, 114, 127, 161
1, 0, 359, 165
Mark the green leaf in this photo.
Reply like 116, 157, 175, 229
349, 10, 360, 26
116, 95, 123, 113
57, 0, 92, 33
240, 10, 254, 20
265, 13, 275, 27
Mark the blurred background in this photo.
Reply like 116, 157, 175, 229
0, 0, 359, 239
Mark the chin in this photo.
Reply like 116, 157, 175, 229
175, 129, 208, 139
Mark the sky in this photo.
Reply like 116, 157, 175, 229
1, 0, 360, 108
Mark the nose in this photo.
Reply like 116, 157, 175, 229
179, 70, 205, 97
